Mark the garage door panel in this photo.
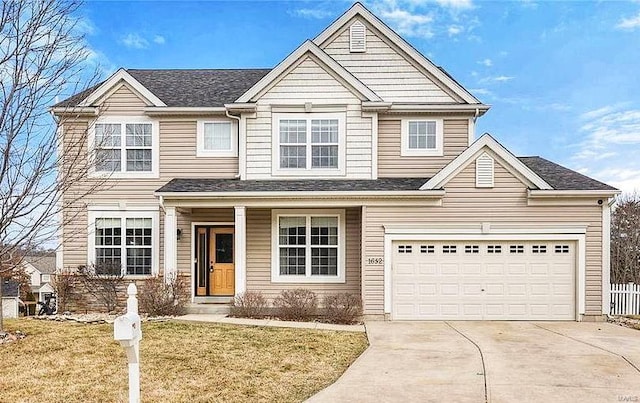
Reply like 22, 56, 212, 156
392, 240, 576, 321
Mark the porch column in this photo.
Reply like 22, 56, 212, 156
234, 206, 246, 295
163, 206, 177, 282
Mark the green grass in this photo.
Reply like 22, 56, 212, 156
0, 319, 368, 403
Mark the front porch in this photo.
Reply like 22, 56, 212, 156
162, 205, 363, 306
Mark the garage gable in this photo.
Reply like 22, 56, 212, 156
421, 134, 552, 191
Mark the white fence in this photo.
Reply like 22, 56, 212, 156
610, 283, 640, 316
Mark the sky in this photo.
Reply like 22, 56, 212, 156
75, 0, 640, 193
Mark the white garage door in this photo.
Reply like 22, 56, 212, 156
392, 240, 575, 320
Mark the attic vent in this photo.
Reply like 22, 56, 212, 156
349, 21, 366, 52
476, 153, 494, 188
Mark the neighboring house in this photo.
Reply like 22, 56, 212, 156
1, 280, 20, 319
22, 255, 57, 303
52, 3, 619, 321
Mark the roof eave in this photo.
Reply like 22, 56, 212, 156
154, 190, 445, 199
528, 189, 621, 198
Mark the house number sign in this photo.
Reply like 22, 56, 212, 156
367, 257, 384, 265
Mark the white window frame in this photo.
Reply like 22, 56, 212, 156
87, 208, 160, 278
271, 209, 346, 283
271, 113, 346, 177
196, 119, 238, 157
400, 118, 444, 157
89, 116, 159, 179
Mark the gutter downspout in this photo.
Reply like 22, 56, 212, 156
226, 109, 242, 179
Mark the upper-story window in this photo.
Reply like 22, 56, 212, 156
91, 117, 159, 178
197, 120, 238, 157
400, 118, 443, 157
272, 113, 345, 176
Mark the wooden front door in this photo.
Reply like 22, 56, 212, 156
195, 226, 235, 297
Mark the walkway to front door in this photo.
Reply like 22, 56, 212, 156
195, 226, 235, 296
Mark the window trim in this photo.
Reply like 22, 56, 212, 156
400, 118, 444, 157
271, 209, 346, 283
89, 116, 159, 179
271, 113, 346, 177
196, 119, 238, 157
87, 208, 160, 278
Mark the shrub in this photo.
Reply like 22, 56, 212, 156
51, 267, 82, 312
273, 289, 317, 321
323, 293, 363, 324
78, 263, 124, 313
230, 291, 267, 318
138, 275, 189, 316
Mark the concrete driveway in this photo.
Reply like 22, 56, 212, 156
307, 321, 640, 403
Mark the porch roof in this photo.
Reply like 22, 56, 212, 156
156, 178, 430, 194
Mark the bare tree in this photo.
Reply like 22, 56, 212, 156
611, 193, 640, 284
0, 0, 105, 330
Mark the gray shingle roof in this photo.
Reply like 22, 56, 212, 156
518, 157, 617, 191
24, 255, 57, 274
1, 279, 19, 297
156, 178, 429, 193
156, 157, 616, 194
55, 69, 272, 108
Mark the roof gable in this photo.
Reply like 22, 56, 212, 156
421, 134, 553, 190
79, 68, 166, 107
313, 3, 481, 105
236, 40, 382, 103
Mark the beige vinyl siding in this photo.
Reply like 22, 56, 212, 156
321, 18, 457, 104
60, 87, 238, 271
245, 208, 361, 302
246, 55, 373, 179
378, 118, 469, 177
99, 83, 149, 115
362, 160, 604, 316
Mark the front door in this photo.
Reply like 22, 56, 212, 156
195, 226, 235, 296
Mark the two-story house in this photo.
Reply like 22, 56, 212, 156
52, 3, 618, 321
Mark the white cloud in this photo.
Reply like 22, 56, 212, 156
469, 88, 493, 96
379, 8, 434, 38
121, 33, 148, 49
290, 8, 333, 19
448, 25, 462, 36
153, 35, 166, 45
477, 58, 492, 67
478, 75, 514, 84
432, 0, 474, 10
571, 105, 640, 194
616, 12, 640, 30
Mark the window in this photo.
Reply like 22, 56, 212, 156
465, 245, 479, 254
532, 245, 547, 254
89, 210, 159, 277
197, 120, 237, 157
555, 245, 570, 254
92, 118, 158, 178
510, 245, 524, 254
398, 245, 412, 254
487, 245, 502, 254
272, 210, 345, 283
273, 113, 345, 176
421, 245, 434, 254
443, 245, 457, 254
401, 118, 443, 156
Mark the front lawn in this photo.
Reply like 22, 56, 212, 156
0, 319, 368, 402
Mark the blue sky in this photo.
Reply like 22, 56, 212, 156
76, 0, 640, 193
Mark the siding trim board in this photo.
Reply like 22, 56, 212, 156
382, 231, 587, 320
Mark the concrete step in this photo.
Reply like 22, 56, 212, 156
185, 303, 231, 315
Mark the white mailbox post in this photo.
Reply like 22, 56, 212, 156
114, 283, 142, 403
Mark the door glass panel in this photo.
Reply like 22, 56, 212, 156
198, 231, 207, 287
215, 233, 233, 263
